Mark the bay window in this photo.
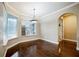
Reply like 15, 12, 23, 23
5, 14, 18, 39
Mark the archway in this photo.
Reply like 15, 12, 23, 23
58, 13, 77, 42
58, 13, 78, 56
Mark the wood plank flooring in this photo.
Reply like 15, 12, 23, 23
6, 39, 59, 57
5, 39, 79, 57
59, 40, 79, 57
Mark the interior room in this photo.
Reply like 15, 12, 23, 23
0, 2, 79, 57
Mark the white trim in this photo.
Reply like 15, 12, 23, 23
3, 38, 76, 57
7, 39, 39, 49
42, 39, 59, 44
41, 2, 79, 18
3, 38, 41, 57
4, 2, 34, 18
63, 39, 77, 42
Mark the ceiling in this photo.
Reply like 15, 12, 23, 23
6, 2, 74, 17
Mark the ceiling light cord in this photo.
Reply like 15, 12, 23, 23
33, 8, 35, 20
31, 8, 36, 21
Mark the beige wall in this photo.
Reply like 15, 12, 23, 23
63, 15, 77, 40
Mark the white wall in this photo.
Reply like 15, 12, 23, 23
0, 3, 7, 57
40, 4, 79, 44
0, 3, 4, 45
2, 3, 42, 46
40, 16, 58, 43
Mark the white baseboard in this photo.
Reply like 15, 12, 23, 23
42, 39, 58, 44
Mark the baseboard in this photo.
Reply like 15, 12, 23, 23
42, 39, 59, 44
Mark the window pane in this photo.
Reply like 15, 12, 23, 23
31, 21, 37, 35
24, 20, 36, 36
25, 21, 31, 36
5, 14, 17, 39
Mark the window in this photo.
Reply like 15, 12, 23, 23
25, 20, 37, 36
5, 14, 17, 39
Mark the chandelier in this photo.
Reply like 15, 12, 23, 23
31, 8, 37, 23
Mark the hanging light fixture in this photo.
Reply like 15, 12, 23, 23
31, 8, 37, 23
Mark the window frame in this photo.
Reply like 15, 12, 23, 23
24, 20, 37, 36
5, 13, 18, 40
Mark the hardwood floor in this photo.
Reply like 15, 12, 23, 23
6, 39, 59, 57
59, 40, 79, 57
5, 39, 79, 57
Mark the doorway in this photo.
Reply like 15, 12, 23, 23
58, 13, 78, 56
58, 13, 77, 42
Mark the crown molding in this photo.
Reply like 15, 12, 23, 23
41, 2, 79, 18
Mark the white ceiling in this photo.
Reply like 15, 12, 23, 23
7, 2, 74, 17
